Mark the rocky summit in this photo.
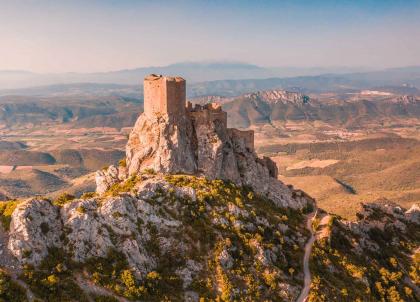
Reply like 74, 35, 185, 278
0, 75, 418, 302
97, 74, 305, 210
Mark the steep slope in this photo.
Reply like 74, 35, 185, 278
309, 203, 419, 301
4, 174, 313, 301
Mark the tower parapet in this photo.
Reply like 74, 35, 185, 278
143, 74, 186, 119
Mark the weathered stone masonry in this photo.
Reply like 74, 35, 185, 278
144, 74, 186, 119
144, 74, 256, 153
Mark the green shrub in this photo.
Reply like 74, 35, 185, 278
76, 206, 86, 214
91, 294, 119, 302
53, 193, 75, 207
105, 175, 140, 197
142, 168, 156, 175
81, 192, 96, 199
0, 200, 19, 230
0, 269, 28, 302
119, 158, 127, 168
20, 247, 88, 302
40, 222, 50, 234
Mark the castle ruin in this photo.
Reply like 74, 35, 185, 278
100, 74, 285, 204
143, 74, 255, 152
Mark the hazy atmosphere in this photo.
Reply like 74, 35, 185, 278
1, 0, 420, 73
0, 1, 419, 301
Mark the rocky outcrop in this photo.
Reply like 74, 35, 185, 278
242, 90, 310, 105
95, 164, 126, 195
8, 199, 62, 265
117, 99, 305, 211
406, 203, 420, 223
123, 109, 307, 209
309, 202, 420, 301
341, 202, 419, 253
125, 113, 197, 176
7, 174, 312, 300
8, 179, 180, 275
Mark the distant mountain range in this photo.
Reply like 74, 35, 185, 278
1, 63, 420, 97
0, 62, 384, 90
217, 90, 420, 128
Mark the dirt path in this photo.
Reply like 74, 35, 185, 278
296, 209, 317, 302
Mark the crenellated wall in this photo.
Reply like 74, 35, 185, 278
188, 103, 227, 128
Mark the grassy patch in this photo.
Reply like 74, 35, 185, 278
0, 200, 19, 230
105, 175, 140, 197
53, 193, 75, 207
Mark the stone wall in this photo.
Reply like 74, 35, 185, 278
189, 104, 227, 128
228, 128, 254, 152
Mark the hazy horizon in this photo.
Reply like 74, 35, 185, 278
0, 61, 385, 75
2, 0, 420, 73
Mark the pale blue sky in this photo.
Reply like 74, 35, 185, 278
1, 0, 420, 72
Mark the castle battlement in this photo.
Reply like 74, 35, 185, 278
188, 102, 227, 128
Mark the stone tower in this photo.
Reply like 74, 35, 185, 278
143, 74, 186, 119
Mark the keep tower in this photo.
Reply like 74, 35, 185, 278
143, 74, 186, 119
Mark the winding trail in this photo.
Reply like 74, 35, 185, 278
296, 208, 317, 302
